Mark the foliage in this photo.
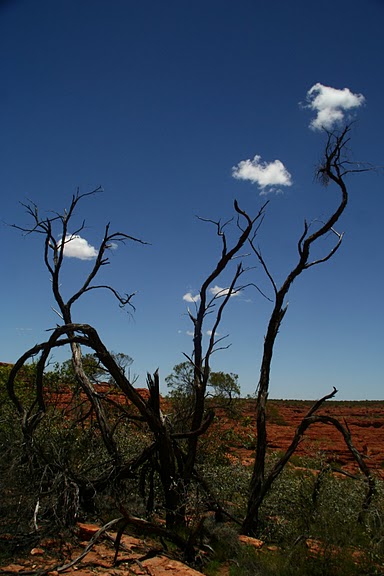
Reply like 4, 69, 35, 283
166, 361, 240, 399
199, 458, 384, 576
209, 371, 240, 400
165, 362, 240, 433
266, 403, 288, 426
0, 358, 151, 539
165, 361, 195, 396
0, 362, 38, 406
57, 351, 133, 385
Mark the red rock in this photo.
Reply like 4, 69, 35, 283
76, 522, 100, 541
239, 535, 264, 548
142, 555, 205, 575
40, 537, 59, 548
0, 564, 27, 572
30, 547, 45, 555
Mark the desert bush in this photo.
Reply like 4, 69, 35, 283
193, 450, 384, 575
0, 380, 154, 537
199, 462, 250, 514
266, 403, 288, 426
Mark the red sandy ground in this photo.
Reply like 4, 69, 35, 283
44, 379, 384, 474
214, 399, 384, 474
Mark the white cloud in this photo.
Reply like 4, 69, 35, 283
183, 292, 201, 303
206, 330, 220, 336
209, 285, 240, 298
306, 83, 365, 130
59, 234, 98, 260
186, 330, 194, 337
232, 155, 292, 194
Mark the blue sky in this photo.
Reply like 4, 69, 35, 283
0, 0, 383, 399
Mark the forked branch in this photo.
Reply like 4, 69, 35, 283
242, 125, 371, 536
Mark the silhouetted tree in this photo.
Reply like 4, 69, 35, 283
7, 190, 264, 529
242, 126, 375, 535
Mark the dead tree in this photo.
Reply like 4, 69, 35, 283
9, 188, 145, 464
7, 190, 266, 530
7, 190, 185, 524
182, 200, 267, 484
242, 126, 375, 535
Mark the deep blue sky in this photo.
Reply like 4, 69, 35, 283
1, 0, 383, 399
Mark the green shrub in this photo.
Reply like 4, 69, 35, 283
266, 403, 288, 426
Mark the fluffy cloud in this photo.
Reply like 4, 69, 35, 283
183, 292, 201, 303
232, 155, 292, 194
306, 83, 365, 130
183, 286, 241, 304
59, 235, 98, 260
209, 285, 240, 298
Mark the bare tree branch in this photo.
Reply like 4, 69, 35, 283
183, 200, 267, 483
242, 125, 374, 536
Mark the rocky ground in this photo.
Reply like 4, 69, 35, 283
1, 522, 370, 575
0, 522, 314, 576
0, 522, 207, 575
1, 397, 383, 575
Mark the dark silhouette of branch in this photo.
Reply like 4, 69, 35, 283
242, 125, 374, 536
183, 200, 267, 483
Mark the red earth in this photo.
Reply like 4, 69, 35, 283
214, 398, 384, 474
43, 379, 384, 474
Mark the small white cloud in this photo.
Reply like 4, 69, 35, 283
59, 234, 98, 260
232, 155, 292, 194
209, 285, 240, 298
107, 241, 118, 250
306, 83, 365, 130
206, 330, 220, 336
186, 330, 194, 337
183, 292, 201, 303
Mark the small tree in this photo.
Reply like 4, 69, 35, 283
166, 362, 240, 431
59, 351, 133, 385
166, 361, 240, 400
209, 371, 240, 401
166, 361, 195, 398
